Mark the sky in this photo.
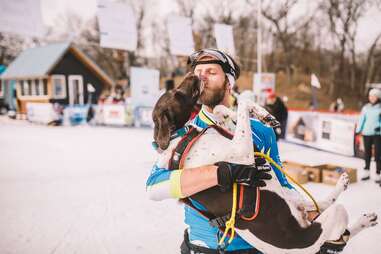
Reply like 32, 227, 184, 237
39, 0, 381, 53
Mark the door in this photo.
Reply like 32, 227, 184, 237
68, 75, 84, 105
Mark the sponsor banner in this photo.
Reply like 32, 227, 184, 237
130, 67, 160, 108
97, 0, 137, 51
214, 23, 235, 56
317, 116, 356, 156
134, 106, 153, 128
97, 104, 133, 126
63, 105, 89, 126
26, 103, 58, 124
286, 110, 358, 156
167, 16, 194, 56
0, 0, 45, 37
253, 73, 275, 105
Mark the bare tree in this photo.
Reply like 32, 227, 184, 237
261, 0, 315, 85
320, 0, 367, 96
0, 33, 26, 66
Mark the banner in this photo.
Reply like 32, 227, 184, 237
214, 24, 235, 56
167, 16, 194, 56
0, 0, 44, 37
26, 103, 58, 124
317, 116, 356, 156
130, 67, 160, 108
97, 0, 137, 51
286, 110, 358, 156
134, 106, 154, 128
253, 73, 276, 105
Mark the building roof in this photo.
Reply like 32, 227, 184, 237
0, 42, 114, 86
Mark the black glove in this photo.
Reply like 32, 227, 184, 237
215, 159, 272, 192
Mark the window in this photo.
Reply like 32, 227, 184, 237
52, 75, 66, 99
0, 80, 3, 97
38, 79, 44, 96
22, 80, 29, 96
31, 80, 37, 96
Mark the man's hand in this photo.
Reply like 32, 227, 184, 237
215, 159, 272, 192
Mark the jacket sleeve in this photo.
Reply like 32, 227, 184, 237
356, 106, 367, 134
146, 164, 185, 201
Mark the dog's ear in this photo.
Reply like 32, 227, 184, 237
174, 90, 187, 101
154, 113, 171, 150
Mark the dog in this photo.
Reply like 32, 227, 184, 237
152, 73, 378, 254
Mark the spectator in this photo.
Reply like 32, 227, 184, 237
329, 98, 345, 112
356, 88, 381, 185
265, 91, 289, 140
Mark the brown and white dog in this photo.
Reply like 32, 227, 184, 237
152, 73, 378, 254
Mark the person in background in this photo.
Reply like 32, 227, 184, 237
329, 98, 345, 113
356, 88, 381, 185
165, 72, 176, 92
264, 90, 288, 140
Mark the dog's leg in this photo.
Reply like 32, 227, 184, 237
302, 173, 350, 213
235, 204, 349, 254
347, 213, 378, 239
213, 99, 254, 165
213, 101, 279, 128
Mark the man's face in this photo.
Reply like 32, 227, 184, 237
193, 57, 228, 108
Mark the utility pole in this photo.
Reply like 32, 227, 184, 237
257, 0, 262, 79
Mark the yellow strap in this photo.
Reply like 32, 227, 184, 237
218, 182, 238, 247
254, 152, 320, 213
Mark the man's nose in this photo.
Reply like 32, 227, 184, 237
198, 74, 208, 81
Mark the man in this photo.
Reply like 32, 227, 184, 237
146, 49, 292, 253
264, 90, 288, 140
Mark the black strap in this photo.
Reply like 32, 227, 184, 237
168, 127, 201, 170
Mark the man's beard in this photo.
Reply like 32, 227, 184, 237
199, 79, 227, 108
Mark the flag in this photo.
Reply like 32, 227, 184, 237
311, 73, 321, 89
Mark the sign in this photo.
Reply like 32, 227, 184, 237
130, 67, 160, 107
0, 0, 44, 37
317, 117, 356, 156
253, 73, 275, 94
253, 73, 276, 105
134, 106, 154, 128
214, 23, 235, 56
167, 16, 194, 56
286, 110, 359, 156
26, 103, 58, 124
97, 0, 137, 51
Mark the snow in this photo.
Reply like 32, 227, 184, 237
0, 117, 380, 254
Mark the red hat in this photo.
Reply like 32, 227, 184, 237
266, 89, 276, 99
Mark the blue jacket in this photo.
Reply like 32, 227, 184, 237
356, 103, 381, 136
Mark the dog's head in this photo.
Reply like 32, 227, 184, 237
152, 73, 200, 150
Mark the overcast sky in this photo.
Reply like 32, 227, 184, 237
40, 0, 381, 53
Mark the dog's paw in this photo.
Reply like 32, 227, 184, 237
356, 213, 378, 228
336, 173, 350, 191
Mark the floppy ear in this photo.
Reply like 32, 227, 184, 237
154, 113, 171, 150
174, 90, 187, 101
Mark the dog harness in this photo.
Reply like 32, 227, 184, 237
167, 125, 261, 243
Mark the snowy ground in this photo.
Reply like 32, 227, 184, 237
0, 117, 380, 254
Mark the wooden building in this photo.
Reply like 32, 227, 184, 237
0, 42, 114, 114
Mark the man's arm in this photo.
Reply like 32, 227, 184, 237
180, 165, 218, 197
146, 164, 218, 201
147, 162, 271, 201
